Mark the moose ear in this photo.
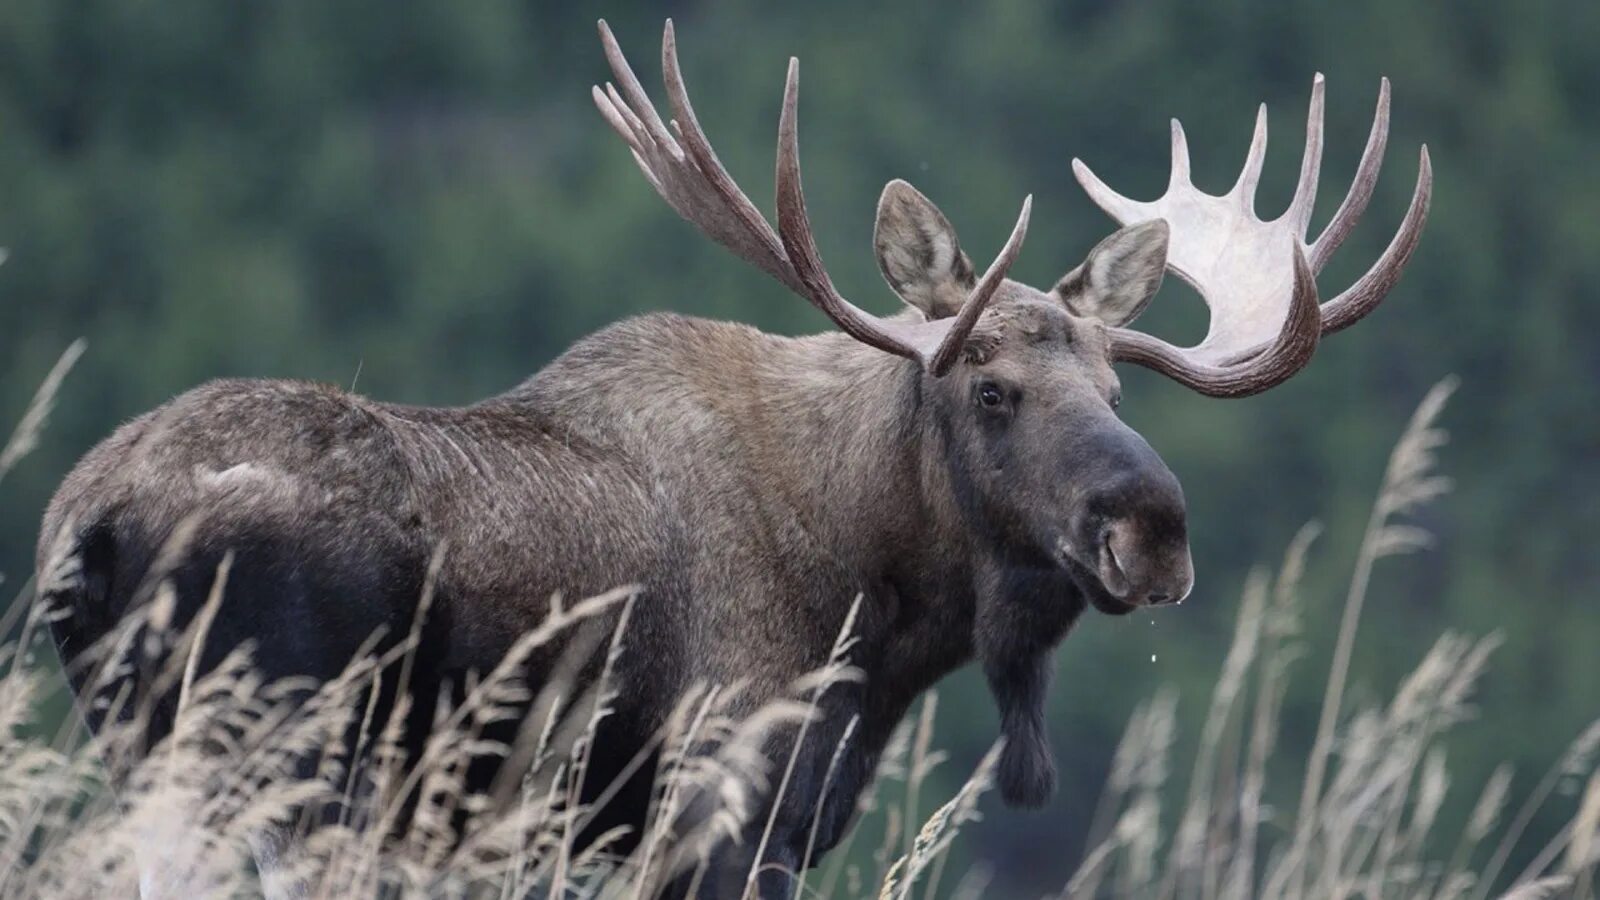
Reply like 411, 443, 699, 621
874, 179, 977, 320
1054, 219, 1170, 328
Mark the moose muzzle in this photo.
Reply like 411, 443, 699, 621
1068, 431, 1194, 609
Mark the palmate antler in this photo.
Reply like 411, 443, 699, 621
1074, 76, 1433, 397
593, 20, 1032, 376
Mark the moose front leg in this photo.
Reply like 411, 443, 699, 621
741, 694, 866, 897
659, 766, 806, 900
670, 750, 827, 900
664, 686, 865, 900
974, 562, 1086, 808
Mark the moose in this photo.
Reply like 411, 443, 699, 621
38, 19, 1430, 899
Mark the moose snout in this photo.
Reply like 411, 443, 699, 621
1076, 458, 1194, 608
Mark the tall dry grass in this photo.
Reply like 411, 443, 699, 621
1, 346, 1596, 898
1060, 379, 1600, 900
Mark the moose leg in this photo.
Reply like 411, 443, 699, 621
663, 694, 863, 899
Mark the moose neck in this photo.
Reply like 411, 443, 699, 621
742, 326, 994, 747
739, 328, 971, 598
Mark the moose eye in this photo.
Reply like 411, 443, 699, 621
977, 383, 1005, 409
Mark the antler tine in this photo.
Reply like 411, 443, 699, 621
1285, 74, 1327, 238
1231, 104, 1269, 212
593, 84, 639, 152
929, 195, 1033, 375
1170, 119, 1193, 189
1309, 78, 1390, 271
1071, 158, 1149, 226
598, 21, 680, 161
773, 58, 915, 357
1319, 145, 1432, 334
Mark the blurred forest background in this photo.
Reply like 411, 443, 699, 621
1, 0, 1596, 895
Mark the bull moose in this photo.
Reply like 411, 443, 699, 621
38, 19, 1430, 899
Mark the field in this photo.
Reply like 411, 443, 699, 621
3, 344, 1595, 897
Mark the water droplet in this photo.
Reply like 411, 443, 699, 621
1150, 654, 1158, 663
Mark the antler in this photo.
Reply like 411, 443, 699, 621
1073, 75, 1433, 397
593, 20, 1032, 376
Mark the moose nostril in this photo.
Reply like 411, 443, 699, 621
1148, 592, 1173, 606
1097, 525, 1132, 598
